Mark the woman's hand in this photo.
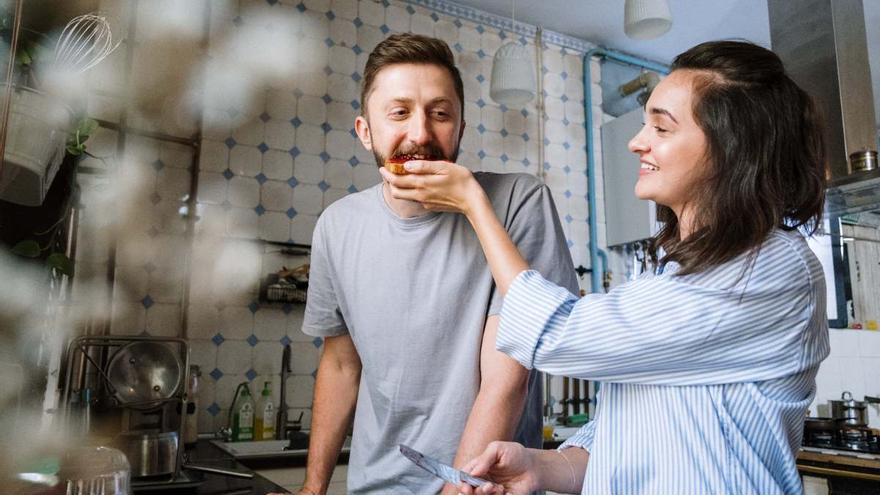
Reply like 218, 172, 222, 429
378, 160, 487, 216
456, 441, 538, 495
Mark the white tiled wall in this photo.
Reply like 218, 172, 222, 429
811, 330, 880, 426
73, 0, 598, 433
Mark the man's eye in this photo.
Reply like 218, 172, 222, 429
432, 111, 450, 120
390, 109, 408, 118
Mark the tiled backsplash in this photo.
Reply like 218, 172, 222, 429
74, 0, 600, 433
812, 330, 880, 426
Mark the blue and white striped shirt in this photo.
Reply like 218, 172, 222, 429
497, 229, 829, 494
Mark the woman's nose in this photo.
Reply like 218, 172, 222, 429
628, 127, 648, 154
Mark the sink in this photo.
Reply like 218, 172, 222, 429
211, 434, 351, 460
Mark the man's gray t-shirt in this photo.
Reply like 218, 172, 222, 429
303, 172, 578, 494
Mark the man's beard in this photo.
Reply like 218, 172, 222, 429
370, 131, 460, 170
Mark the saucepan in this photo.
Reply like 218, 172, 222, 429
830, 391, 880, 427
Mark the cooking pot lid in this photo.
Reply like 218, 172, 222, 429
106, 342, 182, 406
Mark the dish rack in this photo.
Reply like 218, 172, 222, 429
61, 335, 190, 485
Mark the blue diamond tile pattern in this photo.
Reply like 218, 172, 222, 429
476, 124, 485, 134
476, 24, 485, 34
325, 10, 335, 20
318, 181, 330, 192
289, 147, 300, 158
500, 154, 509, 163
233, 16, 243, 27
246, 368, 258, 381
321, 122, 332, 133
287, 207, 298, 219
282, 304, 293, 314
430, 12, 439, 22
207, 402, 221, 416
406, 5, 415, 14
564, 190, 572, 199
150, 192, 161, 205
319, 152, 330, 163
349, 128, 358, 138
353, 17, 363, 28
212, 333, 225, 346
380, 24, 390, 34
521, 109, 529, 118
259, 112, 271, 122
312, 337, 323, 348
248, 301, 260, 313
476, 98, 486, 108
290, 116, 302, 128
561, 94, 569, 102
296, 2, 305, 12
280, 335, 292, 346
522, 133, 529, 141
223, 168, 234, 180
257, 142, 269, 153
324, 37, 334, 48
348, 156, 359, 167
563, 142, 571, 150
500, 104, 508, 112
311, 369, 318, 379
500, 128, 508, 137
141, 295, 154, 309
255, 204, 265, 216
453, 19, 462, 28
453, 43, 463, 53
323, 65, 333, 75
322, 94, 332, 104
247, 334, 259, 346
561, 71, 568, 80
476, 74, 485, 84
351, 72, 362, 82
347, 185, 358, 194
352, 44, 363, 55
477, 49, 486, 59
522, 158, 531, 167
152, 159, 164, 171
565, 214, 574, 223
563, 165, 571, 174
224, 137, 237, 149
209, 367, 223, 380
562, 118, 570, 126
477, 150, 486, 159
255, 172, 267, 184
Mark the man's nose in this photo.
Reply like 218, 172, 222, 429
406, 111, 432, 145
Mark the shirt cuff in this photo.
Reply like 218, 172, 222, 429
560, 421, 595, 453
497, 269, 576, 369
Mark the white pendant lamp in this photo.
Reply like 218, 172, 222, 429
490, 42, 535, 106
624, 0, 673, 40
490, 0, 535, 107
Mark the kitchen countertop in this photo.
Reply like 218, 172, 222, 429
132, 441, 288, 494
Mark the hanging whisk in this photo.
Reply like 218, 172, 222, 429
54, 14, 120, 74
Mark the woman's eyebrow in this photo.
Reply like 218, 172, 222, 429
649, 107, 679, 124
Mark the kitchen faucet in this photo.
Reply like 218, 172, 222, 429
276, 344, 304, 442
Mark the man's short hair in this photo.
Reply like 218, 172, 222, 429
360, 33, 464, 117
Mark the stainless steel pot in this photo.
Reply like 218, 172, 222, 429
829, 391, 880, 427
115, 431, 179, 478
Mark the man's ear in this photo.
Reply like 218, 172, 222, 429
459, 119, 466, 143
354, 115, 372, 151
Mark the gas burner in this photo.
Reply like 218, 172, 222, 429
802, 419, 880, 453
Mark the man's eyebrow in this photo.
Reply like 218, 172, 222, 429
648, 107, 678, 124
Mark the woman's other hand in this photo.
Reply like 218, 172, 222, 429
456, 441, 537, 495
378, 160, 486, 215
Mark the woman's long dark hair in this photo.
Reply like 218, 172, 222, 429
649, 40, 827, 275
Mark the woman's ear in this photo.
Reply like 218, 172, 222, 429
355, 115, 372, 151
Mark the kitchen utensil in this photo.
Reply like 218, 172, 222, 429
399, 445, 488, 488
115, 431, 179, 478
54, 14, 120, 74
60, 446, 132, 495
829, 391, 880, 427
106, 341, 182, 407
850, 150, 878, 173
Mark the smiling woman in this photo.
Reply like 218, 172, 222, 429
382, 40, 830, 495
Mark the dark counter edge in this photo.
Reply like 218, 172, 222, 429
132, 440, 349, 494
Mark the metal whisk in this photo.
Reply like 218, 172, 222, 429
54, 14, 120, 73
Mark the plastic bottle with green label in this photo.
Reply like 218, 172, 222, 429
255, 381, 276, 440
231, 383, 255, 442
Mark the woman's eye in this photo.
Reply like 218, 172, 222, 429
653, 125, 668, 133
